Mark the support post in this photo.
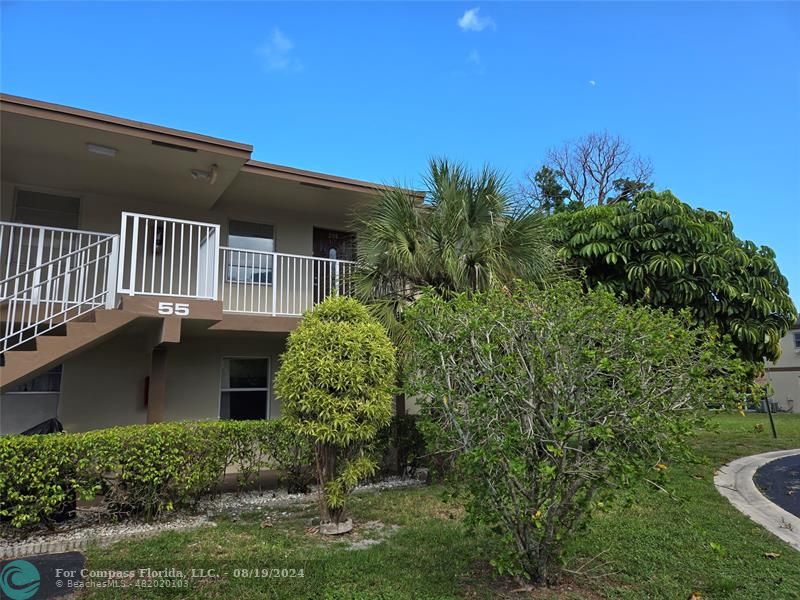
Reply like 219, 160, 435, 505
105, 236, 120, 309
147, 346, 168, 423
766, 390, 777, 439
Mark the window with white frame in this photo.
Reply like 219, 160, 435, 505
220, 358, 270, 420
226, 220, 274, 284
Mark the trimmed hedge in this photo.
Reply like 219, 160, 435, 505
0, 419, 313, 528
0, 415, 422, 529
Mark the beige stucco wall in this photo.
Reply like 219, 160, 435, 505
51, 326, 287, 433
0, 392, 59, 434
57, 334, 150, 431
766, 324, 800, 413
164, 333, 287, 422
52, 330, 288, 433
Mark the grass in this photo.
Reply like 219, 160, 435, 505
80, 413, 800, 599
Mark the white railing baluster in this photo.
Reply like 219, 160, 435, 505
271, 254, 278, 316
187, 225, 193, 297
178, 222, 184, 295
217, 246, 354, 317
128, 216, 139, 296
170, 221, 176, 296
0, 221, 119, 352
141, 218, 149, 293
106, 236, 119, 309
160, 221, 166, 295
118, 212, 128, 294
150, 219, 157, 294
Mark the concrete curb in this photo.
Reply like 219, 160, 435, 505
1, 521, 216, 560
714, 448, 800, 551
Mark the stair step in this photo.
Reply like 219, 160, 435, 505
42, 324, 68, 337
0, 309, 139, 391
74, 312, 98, 323
4, 338, 38, 352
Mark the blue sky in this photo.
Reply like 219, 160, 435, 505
2, 2, 798, 304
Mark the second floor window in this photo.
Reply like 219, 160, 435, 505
15, 190, 80, 229
226, 220, 274, 284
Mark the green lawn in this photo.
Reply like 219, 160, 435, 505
80, 413, 800, 599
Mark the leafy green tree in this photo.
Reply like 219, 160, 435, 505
522, 166, 571, 213
406, 281, 749, 584
609, 176, 653, 203
275, 296, 396, 525
354, 158, 553, 350
551, 190, 796, 364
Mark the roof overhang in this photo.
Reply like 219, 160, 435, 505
0, 94, 424, 215
0, 94, 251, 210
1, 94, 252, 158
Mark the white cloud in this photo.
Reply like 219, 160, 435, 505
458, 8, 495, 32
257, 28, 303, 71
589, 80, 597, 87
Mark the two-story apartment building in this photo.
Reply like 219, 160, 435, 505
766, 316, 800, 412
0, 94, 414, 434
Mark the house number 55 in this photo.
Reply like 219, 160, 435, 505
158, 302, 190, 316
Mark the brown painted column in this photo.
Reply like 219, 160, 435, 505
394, 393, 406, 417
147, 346, 168, 423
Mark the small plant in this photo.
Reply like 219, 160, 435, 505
275, 296, 396, 526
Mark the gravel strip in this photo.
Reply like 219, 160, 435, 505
199, 476, 422, 515
1, 477, 422, 559
0, 516, 214, 559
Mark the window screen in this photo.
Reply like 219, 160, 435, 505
226, 220, 275, 283
220, 358, 269, 420
5, 365, 63, 393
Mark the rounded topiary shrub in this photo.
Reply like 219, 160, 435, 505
275, 295, 396, 525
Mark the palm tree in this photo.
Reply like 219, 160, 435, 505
353, 158, 554, 350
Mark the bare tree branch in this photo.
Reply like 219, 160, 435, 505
535, 132, 654, 207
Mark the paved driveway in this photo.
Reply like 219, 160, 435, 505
754, 454, 800, 517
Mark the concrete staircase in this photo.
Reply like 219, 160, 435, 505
0, 309, 138, 391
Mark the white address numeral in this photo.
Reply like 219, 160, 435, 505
158, 302, 190, 316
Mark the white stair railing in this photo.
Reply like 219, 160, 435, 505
220, 247, 355, 316
0, 222, 118, 352
118, 212, 220, 299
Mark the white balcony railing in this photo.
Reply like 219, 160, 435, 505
1, 215, 357, 347
0, 222, 118, 352
220, 247, 355, 316
118, 212, 220, 299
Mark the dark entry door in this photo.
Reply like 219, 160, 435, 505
313, 228, 355, 301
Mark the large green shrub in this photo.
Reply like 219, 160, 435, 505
375, 415, 427, 475
0, 419, 313, 528
406, 281, 750, 584
275, 296, 396, 524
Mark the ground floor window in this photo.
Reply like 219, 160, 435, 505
5, 365, 63, 393
219, 357, 270, 420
